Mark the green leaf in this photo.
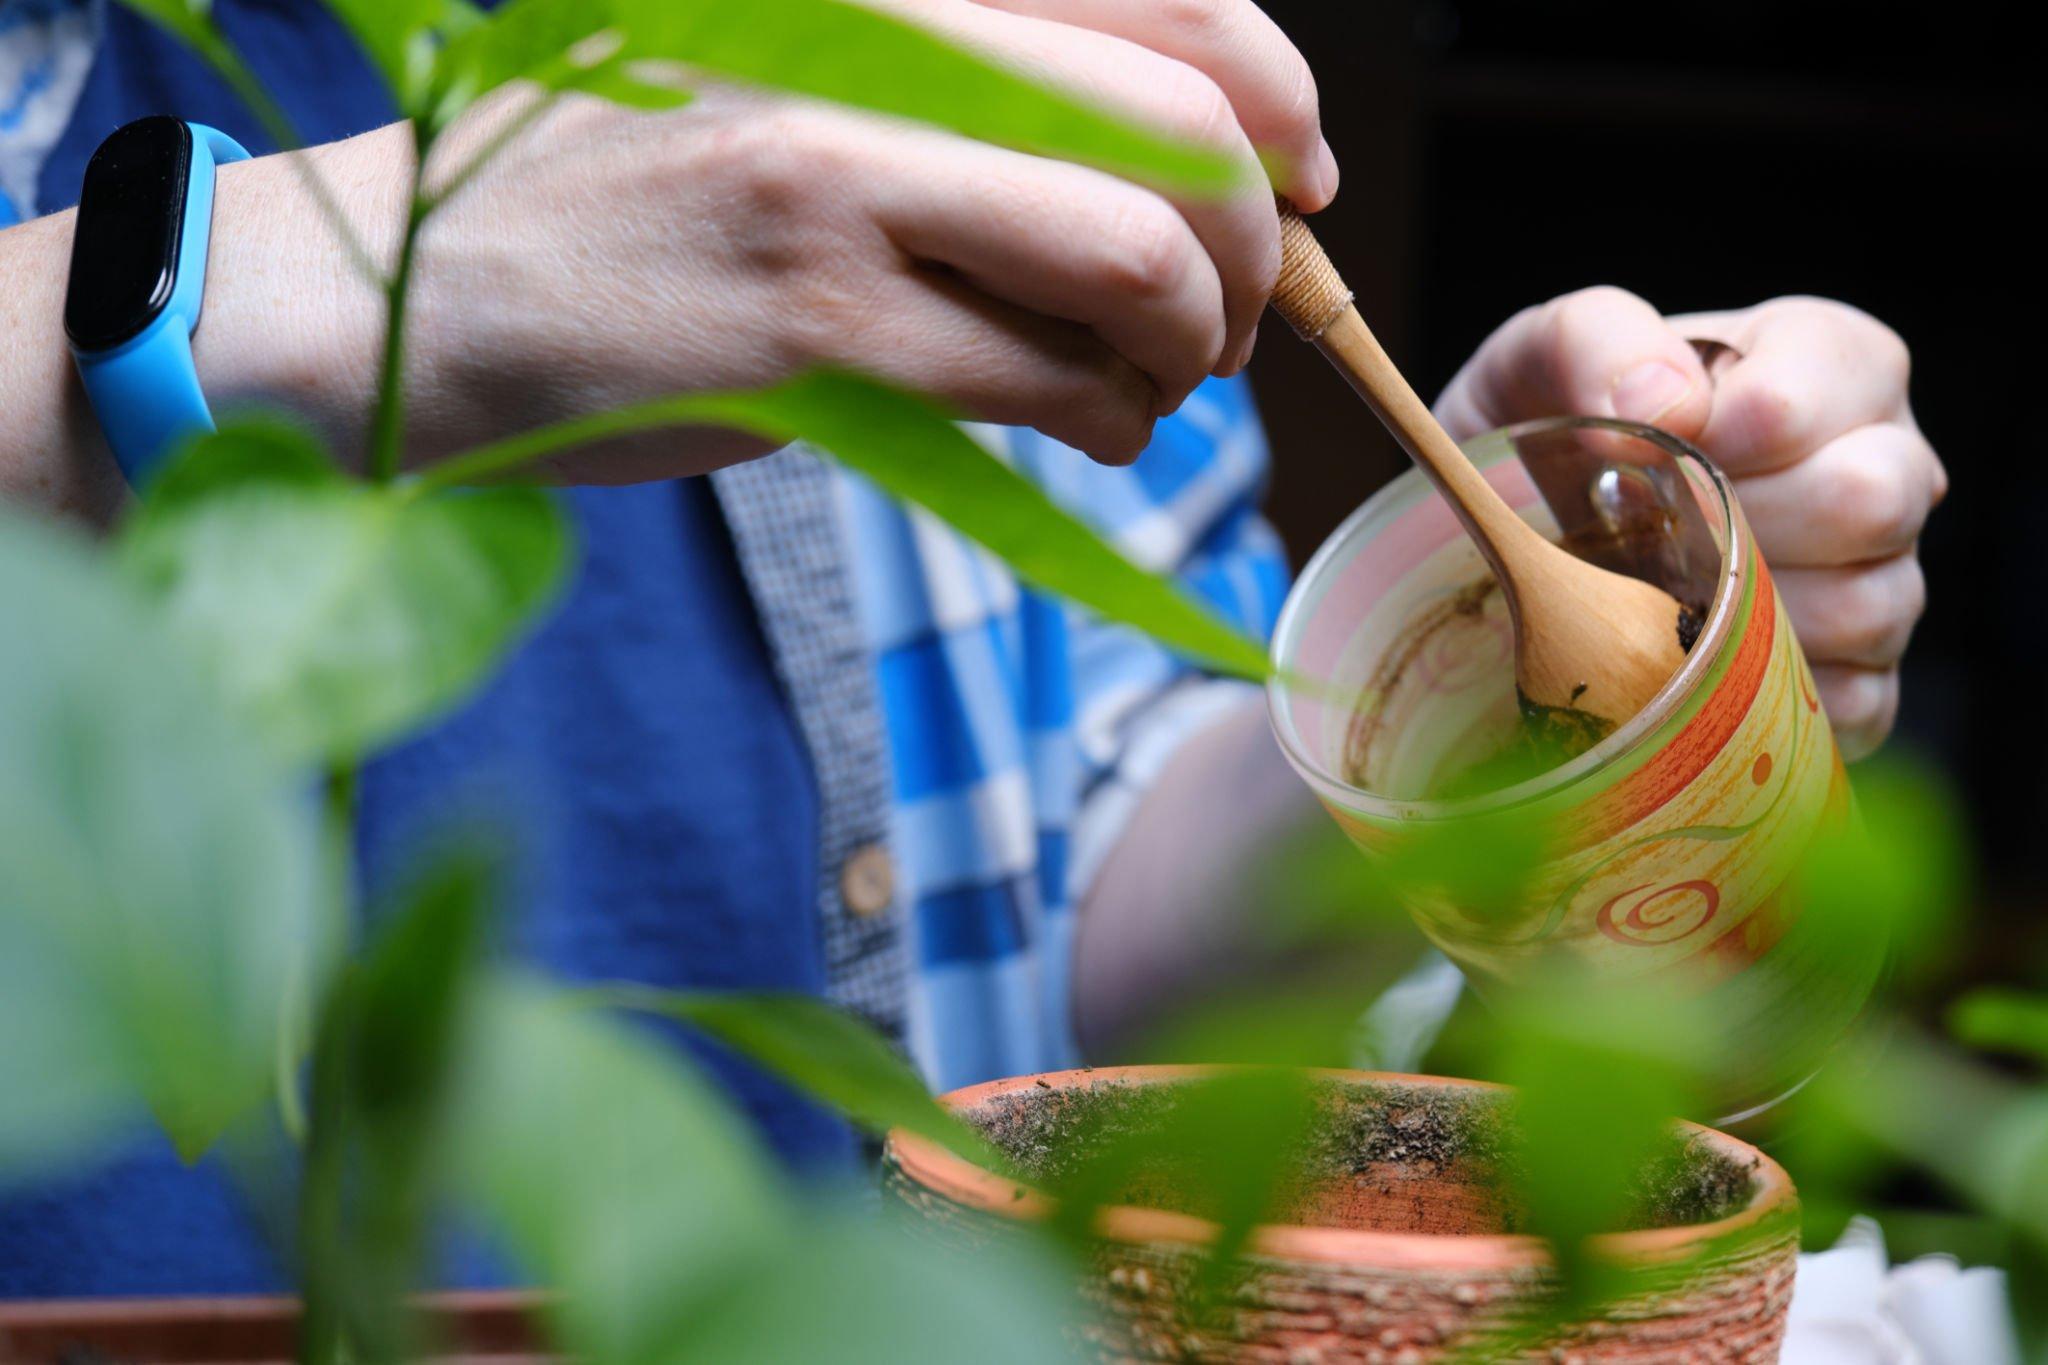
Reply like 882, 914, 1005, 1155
451, 976, 789, 1365
673, 1207, 1085, 1365
1489, 984, 1707, 1313
563, 54, 695, 111
421, 373, 1272, 681
586, 986, 1006, 1170
110, 0, 214, 52
433, 0, 1235, 192
1038, 1069, 1321, 1323
324, 0, 462, 112
1953, 991, 2048, 1062
299, 841, 500, 1364
0, 507, 323, 1168
118, 418, 572, 766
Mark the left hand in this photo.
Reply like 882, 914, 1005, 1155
1434, 287, 1946, 760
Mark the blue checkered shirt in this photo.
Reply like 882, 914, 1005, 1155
834, 384, 1288, 1088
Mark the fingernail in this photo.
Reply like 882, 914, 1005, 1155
1314, 135, 1340, 205
1611, 361, 1694, 424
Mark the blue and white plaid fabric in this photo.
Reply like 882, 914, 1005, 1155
833, 377, 1289, 1091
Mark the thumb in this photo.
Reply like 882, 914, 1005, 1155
1435, 286, 1713, 442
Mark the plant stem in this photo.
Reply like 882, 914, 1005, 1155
368, 125, 434, 484
297, 760, 359, 1365
193, 28, 382, 285
422, 87, 562, 214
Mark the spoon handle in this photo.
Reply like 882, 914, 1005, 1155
1271, 205, 1542, 575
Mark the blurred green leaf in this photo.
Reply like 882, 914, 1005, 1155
118, 418, 572, 766
1127, 987, 1368, 1071
562, 54, 695, 111
451, 976, 788, 1364
1490, 984, 1706, 1311
432, 0, 1235, 192
325, 0, 466, 111
110, 0, 212, 51
1795, 751, 1969, 991
0, 507, 323, 1167
1042, 1070, 1320, 1322
1952, 990, 2048, 1062
587, 986, 1007, 1171
299, 841, 499, 1364
1380, 807, 1556, 931
675, 1205, 1086, 1364
420, 372, 1271, 681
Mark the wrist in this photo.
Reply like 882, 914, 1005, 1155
0, 210, 122, 522
191, 124, 411, 470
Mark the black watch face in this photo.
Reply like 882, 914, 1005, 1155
64, 117, 195, 351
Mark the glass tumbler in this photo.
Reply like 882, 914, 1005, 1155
1267, 417, 1877, 1118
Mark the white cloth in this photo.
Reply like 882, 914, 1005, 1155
1784, 1217, 2022, 1365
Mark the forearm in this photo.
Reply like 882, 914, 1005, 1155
1071, 693, 1325, 1055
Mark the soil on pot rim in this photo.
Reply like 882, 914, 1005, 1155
960, 1074, 1756, 1238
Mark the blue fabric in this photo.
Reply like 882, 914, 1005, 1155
0, 0, 835, 1297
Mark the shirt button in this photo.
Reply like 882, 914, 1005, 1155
840, 843, 895, 918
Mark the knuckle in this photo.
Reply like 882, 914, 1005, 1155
1544, 286, 1641, 353
1723, 372, 1803, 457
1836, 562, 1922, 659
1783, 296, 1913, 393
699, 108, 843, 236
1863, 314, 1913, 393
1100, 202, 1191, 302
1827, 446, 1922, 551
1159, 0, 1231, 43
1826, 669, 1894, 734
1161, 64, 1238, 147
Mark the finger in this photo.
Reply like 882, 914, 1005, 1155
843, 266, 1161, 463
1731, 421, 1940, 566
1810, 663, 1899, 762
864, 0, 1278, 370
1679, 297, 1912, 477
1773, 553, 1925, 669
1434, 286, 1713, 442
967, 0, 1336, 208
866, 127, 1227, 410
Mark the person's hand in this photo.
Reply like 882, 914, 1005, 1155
1432, 288, 1945, 759
214, 1, 1331, 480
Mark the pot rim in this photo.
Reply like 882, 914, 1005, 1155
885, 1065, 1797, 1271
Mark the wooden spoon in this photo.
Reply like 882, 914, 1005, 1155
1269, 205, 1688, 732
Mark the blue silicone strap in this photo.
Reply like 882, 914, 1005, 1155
72, 123, 251, 485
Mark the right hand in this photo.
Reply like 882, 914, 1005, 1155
224, 1, 1335, 481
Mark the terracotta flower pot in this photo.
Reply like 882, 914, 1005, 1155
0, 1288, 545, 1364
884, 1067, 1800, 1363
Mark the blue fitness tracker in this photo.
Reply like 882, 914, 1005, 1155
63, 116, 251, 485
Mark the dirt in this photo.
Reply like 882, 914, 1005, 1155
961, 1076, 1752, 1234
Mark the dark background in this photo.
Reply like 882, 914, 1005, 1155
1245, 0, 2042, 978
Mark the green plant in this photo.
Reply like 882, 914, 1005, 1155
3, 1, 2042, 1361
